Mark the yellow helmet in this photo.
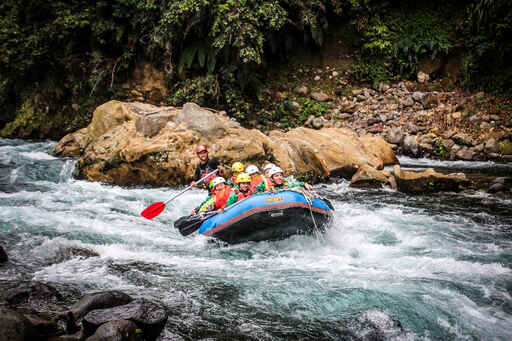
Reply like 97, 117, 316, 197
236, 172, 251, 183
232, 162, 244, 172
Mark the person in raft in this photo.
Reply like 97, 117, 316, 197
263, 163, 276, 178
245, 165, 271, 193
192, 177, 238, 216
233, 173, 253, 201
227, 162, 244, 187
268, 166, 313, 191
190, 145, 224, 191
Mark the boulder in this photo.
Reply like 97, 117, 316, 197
69, 291, 133, 322
393, 165, 470, 194
82, 299, 167, 341
50, 128, 89, 157
2, 281, 64, 310
488, 183, 506, 194
452, 133, 473, 146
412, 92, 425, 102
24, 312, 63, 336
135, 111, 174, 138
455, 148, 474, 161
417, 71, 430, 83
0, 308, 39, 341
311, 117, 325, 129
57, 101, 398, 185
0, 245, 7, 263
350, 166, 396, 189
85, 320, 138, 341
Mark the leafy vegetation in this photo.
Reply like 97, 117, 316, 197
0, 0, 510, 139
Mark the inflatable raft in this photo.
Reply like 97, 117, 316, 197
174, 189, 334, 244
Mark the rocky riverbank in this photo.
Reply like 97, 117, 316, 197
285, 80, 512, 163
51, 100, 478, 194
0, 245, 168, 341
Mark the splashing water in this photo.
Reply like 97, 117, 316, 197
1, 138, 511, 340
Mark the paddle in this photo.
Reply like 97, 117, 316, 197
140, 168, 219, 220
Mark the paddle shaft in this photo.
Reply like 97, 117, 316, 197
164, 168, 219, 205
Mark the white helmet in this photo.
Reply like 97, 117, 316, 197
245, 165, 259, 175
211, 177, 225, 187
263, 163, 276, 171
268, 166, 284, 178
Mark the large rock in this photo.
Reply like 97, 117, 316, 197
85, 320, 138, 341
402, 135, 419, 156
385, 127, 404, 145
54, 101, 398, 185
50, 128, 89, 157
82, 299, 167, 341
0, 308, 38, 341
350, 166, 396, 189
69, 291, 133, 322
393, 165, 470, 194
1, 281, 64, 310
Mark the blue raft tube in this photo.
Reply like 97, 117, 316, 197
174, 189, 334, 244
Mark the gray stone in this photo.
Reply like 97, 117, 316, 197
83, 299, 168, 341
402, 97, 414, 107
70, 291, 133, 322
456, 148, 474, 160
311, 117, 325, 129
85, 320, 137, 341
453, 133, 473, 146
417, 71, 430, 83
403, 135, 419, 156
484, 138, 499, 153
0, 308, 38, 341
310, 92, 330, 102
176, 102, 227, 139
412, 92, 425, 102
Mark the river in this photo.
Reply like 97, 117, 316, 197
1, 138, 511, 340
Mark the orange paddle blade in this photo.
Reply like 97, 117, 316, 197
141, 202, 165, 219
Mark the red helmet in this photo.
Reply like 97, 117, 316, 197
196, 145, 208, 154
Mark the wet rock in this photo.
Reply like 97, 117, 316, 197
0, 245, 7, 263
24, 312, 63, 336
85, 320, 137, 341
393, 165, 470, 194
310, 92, 330, 102
493, 177, 512, 186
2, 281, 63, 310
0, 307, 39, 341
69, 291, 133, 322
50, 128, 89, 157
83, 299, 167, 341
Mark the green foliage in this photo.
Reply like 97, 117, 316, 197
167, 75, 220, 107
461, 0, 512, 91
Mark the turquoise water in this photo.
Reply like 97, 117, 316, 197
1, 138, 511, 340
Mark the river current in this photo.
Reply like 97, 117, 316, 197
1, 138, 511, 340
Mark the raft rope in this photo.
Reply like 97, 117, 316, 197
291, 187, 324, 241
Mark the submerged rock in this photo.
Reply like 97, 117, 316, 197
82, 299, 168, 341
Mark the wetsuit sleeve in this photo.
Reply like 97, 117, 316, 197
254, 182, 267, 193
225, 192, 239, 207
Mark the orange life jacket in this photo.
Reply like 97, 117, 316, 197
250, 175, 270, 191
235, 187, 253, 201
214, 187, 233, 210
